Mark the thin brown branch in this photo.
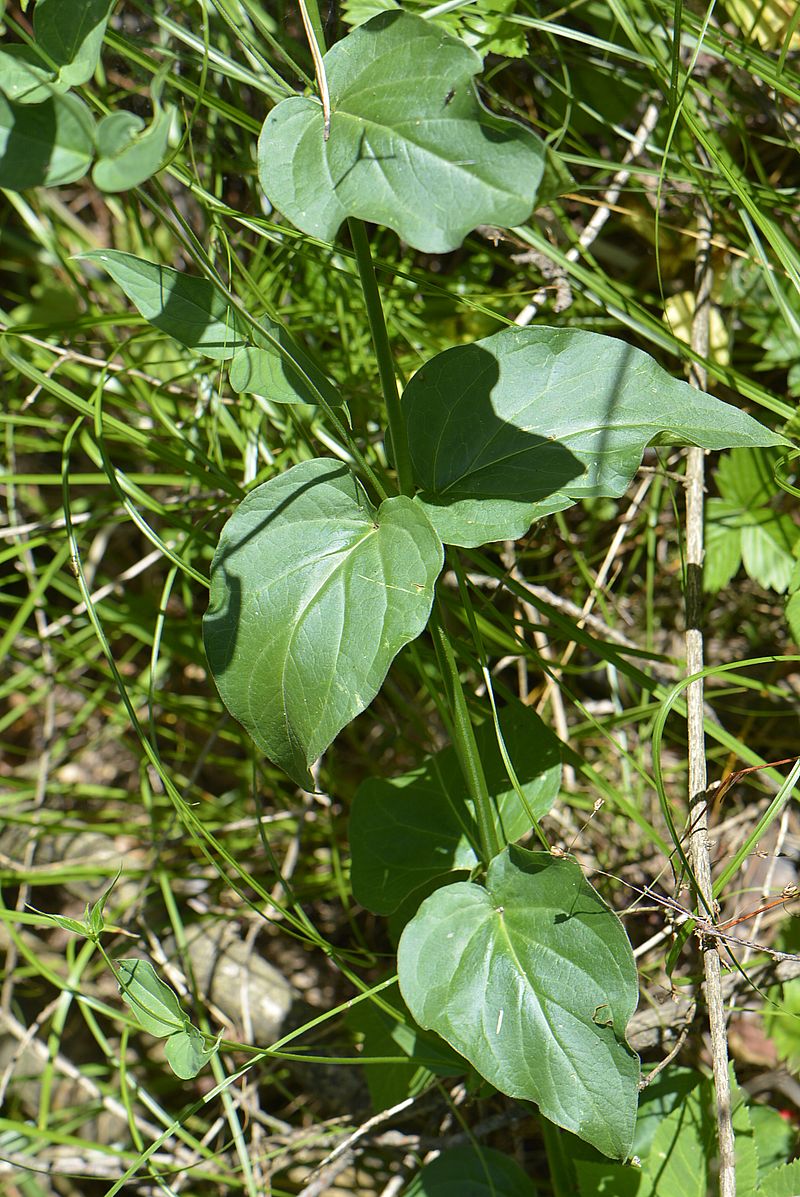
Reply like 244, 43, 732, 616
686, 190, 735, 1197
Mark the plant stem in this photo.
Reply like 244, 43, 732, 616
431, 602, 502, 864
347, 217, 415, 497
686, 184, 735, 1197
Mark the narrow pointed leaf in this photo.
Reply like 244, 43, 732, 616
117, 958, 186, 1038
402, 326, 786, 547
351, 700, 561, 913
204, 459, 443, 786
258, 12, 545, 253
398, 847, 639, 1158
78, 250, 247, 360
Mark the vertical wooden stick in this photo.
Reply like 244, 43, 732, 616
685, 192, 736, 1197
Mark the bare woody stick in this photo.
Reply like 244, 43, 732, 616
685, 189, 736, 1196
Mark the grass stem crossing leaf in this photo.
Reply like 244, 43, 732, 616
258, 11, 545, 252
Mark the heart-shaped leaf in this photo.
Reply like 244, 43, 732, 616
351, 700, 561, 914
402, 326, 786, 547
398, 846, 640, 1158
204, 458, 443, 786
257, 11, 545, 253
0, 91, 95, 188
92, 105, 173, 192
164, 1023, 216, 1080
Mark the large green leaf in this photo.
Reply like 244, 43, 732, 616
0, 91, 94, 188
405, 1145, 538, 1197
204, 459, 443, 787
347, 982, 463, 1113
79, 250, 247, 360
350, 700, 561, 914
398, 846, 640, 1158
34, 0, 115, 89
639, 1077, 714, 1197
0, 0, 114, 103
257, 11, 544, 253
402, 326, 786, 547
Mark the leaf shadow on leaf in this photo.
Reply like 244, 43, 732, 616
203, 466, 351, 681
0, 96, 57, 188
149, 275, 243, 358
332, 124, 397, 192
406, 341, 585, 533
410, 340, 646, 504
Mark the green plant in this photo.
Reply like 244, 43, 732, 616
77, 3, 783, 1166
3, 0, 799, 1192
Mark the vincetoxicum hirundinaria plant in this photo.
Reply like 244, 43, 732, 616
84, 7, 784, 1167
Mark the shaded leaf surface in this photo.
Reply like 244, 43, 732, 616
92, 106, 173, 192
348, 981, 463, 1113
79, 250, 247, 360
0, 91, 94, 188
402, 327, 785, 547
230, 345, 323, 406
405, 1144, 538, 1196
351, 700, 561, 913
398, 847, 639, 1158
258, 11, 544, 252
164, 1024, 216, 1080
34, 0, 115, 89
117, 958, 185, 1037
204, 459, 443, 786
117, 958, 215, 1079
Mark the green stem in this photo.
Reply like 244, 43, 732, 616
347, 218, 415, 497
431, 601, 502, 864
